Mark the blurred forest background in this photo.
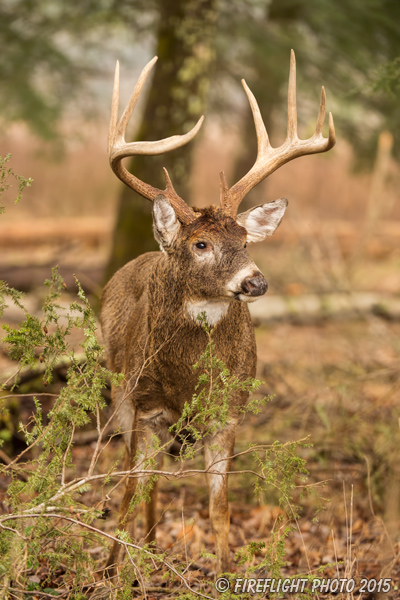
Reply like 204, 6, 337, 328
1, 0, 400, 595
1, 0, 400, 285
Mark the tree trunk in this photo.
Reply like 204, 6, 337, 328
105, 0, 216, 279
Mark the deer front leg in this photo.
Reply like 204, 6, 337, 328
145, 452, 164, 543
105, 411, 166, 577
204, 423, 236, 576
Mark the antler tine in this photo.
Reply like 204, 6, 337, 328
112, 115, 204, 159
315, 87, 336, 148
162, 167, 191, 204
108, 60, 120, 156
220, 49, 336, 218
315, 86, 326, 136
241, 79, 270, 156
219, 170, 231, 211
108, 57, 204, 225
328, 112, 336, 147
116, 56, 158, 141
287, 49, 298, 141
219, 79, 271, 212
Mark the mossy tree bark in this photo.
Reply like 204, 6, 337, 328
106, 0, 216, 279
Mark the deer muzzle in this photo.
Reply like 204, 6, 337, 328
241, 272, 268, 297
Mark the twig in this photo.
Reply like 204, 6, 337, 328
4, 588, 65, 599
0, 353, 89, 391
87, 398, 103, 478
0, 393, 58, 401
17, 437, 313, 516
72, 423, 117, 445
364, 455, 376, 518
125, 550, 147, 600
2, 400, 66, 472
0, 523, 27, 540
0, 448, 12, 465
0, 368, 20, 389
0, 513, 213, 600
61, 423, 75, 486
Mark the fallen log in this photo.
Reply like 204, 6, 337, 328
0, 218, 399, 248
249, 292, 400, 324
0, 217, 111, 247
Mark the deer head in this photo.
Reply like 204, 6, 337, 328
108, 51, 335, 307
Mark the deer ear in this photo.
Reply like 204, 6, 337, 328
236, 198, 288, 243
152, 195, 181, 251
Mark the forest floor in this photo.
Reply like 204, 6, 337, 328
1, 307, 399, 598
1, 218, 400, 598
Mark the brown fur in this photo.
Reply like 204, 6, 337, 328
101, 205, 261, 575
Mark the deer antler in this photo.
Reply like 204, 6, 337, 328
220, 49, 336, 218
108, 56, 204, 225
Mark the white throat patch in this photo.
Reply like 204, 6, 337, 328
186, 299, 230, 326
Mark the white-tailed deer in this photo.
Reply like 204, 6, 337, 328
101, 50, 335, 576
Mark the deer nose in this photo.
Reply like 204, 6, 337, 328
241, 272, 268, 296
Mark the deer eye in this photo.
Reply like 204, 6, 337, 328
195, 241, 208, 250
244, 242, 247, 248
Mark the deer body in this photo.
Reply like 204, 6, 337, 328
102, 246, 258, 414
101, 207, 265, 574
102, 51, 335, 576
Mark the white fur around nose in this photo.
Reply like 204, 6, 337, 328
226, 265, 258, 294
186, 299, 230, 326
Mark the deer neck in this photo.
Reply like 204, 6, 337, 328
150, 254, 232, 327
